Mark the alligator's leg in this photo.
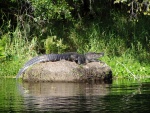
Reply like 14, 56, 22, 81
69, 54, 77, 63
78, 55, 86, 64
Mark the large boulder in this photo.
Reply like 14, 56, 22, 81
22, 60, 112, 83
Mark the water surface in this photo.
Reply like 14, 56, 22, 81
0, 78, 150, 112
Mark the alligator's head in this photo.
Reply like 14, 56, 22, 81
85, 52, 104, 60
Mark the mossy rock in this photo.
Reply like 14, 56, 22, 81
22, 60, 112, 83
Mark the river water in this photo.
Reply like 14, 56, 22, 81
0, 78, 150, 112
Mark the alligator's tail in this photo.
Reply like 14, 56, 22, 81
16, 55, 49, 79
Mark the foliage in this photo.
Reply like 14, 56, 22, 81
114, 0, 150, 20
44, 36, 67, 54
0, 34, 10, 59
31, 0, 73, 21
8, 28, 37, 58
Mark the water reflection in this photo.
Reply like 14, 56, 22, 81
0, 78, 150, 112
18, 82, 111, 111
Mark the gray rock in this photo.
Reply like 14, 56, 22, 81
22, 60, 112, 83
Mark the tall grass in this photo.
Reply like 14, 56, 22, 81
0, 27, 37, 77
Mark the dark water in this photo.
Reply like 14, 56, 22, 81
0, 78, 150, 113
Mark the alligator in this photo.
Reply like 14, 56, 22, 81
16, 52, 104, 79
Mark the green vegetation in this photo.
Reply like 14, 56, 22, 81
0, 0, 150, 79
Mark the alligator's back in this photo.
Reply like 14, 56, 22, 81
16, 53, 77, 79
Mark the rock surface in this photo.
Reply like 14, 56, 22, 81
22, 60, 112, 83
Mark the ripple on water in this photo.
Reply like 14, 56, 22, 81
0, 78, 150, 112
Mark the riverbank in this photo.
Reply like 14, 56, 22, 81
0, 52, 150, 79
1, 20, 150, 79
